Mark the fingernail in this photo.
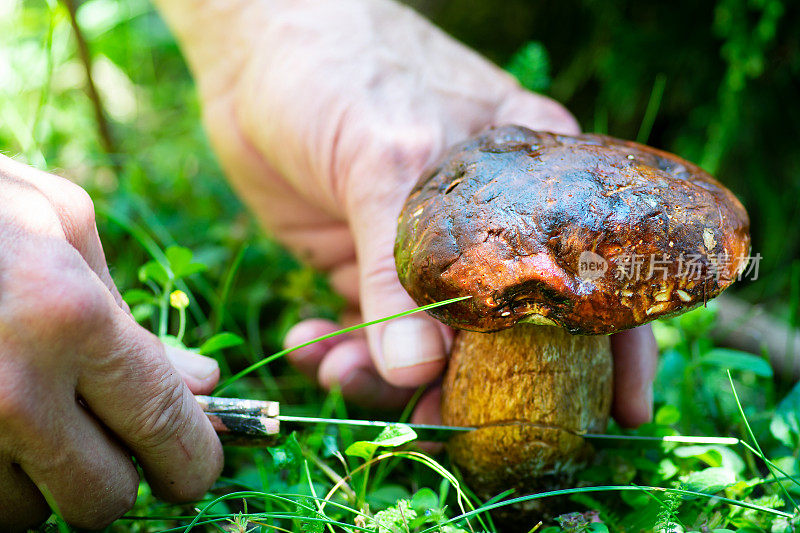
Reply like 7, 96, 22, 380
381, 317, 446, 370
165, 346, 219, 381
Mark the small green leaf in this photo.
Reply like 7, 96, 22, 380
367, 484, 411, 508
411, 487, 439, 512
680, 467, 736, 496
178, 262, 207, 278
344, 424, 418, 459
295, 496, 324, 533
655, 404, 681, 425
677, 303, 717, 336
138, 260, 169, 285
699, 348, 773, 378
131, 303, 154, 322
165, 245, 206, 279
122, 288, 154, 305
656, 458, 679, 481
165, 245, 192, 273
771, 380, 800, 448
320, 434, 339, 458
371, 424, 418, 447
269, 433, 303, 470
197, 332, 244, 355
673, 444, 745, 473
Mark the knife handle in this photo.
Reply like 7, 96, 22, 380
195, 395, 281, 446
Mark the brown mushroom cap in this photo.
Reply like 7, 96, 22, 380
395, 125, 750, 335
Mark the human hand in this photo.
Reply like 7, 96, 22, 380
156, 0, 656, 427
0, 156, 222, 530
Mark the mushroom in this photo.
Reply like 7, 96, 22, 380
394, 125, 750, 506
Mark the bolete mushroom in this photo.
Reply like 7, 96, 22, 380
394, 125, 750, 505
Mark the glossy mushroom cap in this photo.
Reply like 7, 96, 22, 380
395, 125, 750, 335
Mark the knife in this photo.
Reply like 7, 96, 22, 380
196, 395, 740, 447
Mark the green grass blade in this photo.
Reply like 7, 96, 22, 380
212, 242, 248, 334
636, 73, 667, 145
738, 440, 800, 489
214, 296, 470, 395
727, 370, 800, 513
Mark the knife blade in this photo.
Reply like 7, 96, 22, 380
196, 395, 740, 447
278, 415, 739, 445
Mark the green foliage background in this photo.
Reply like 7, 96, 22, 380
1, 0, 800, 531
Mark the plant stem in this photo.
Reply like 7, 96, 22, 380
177, 303, 186, 342
61, 0, 120, 173
159, 280, 173, 338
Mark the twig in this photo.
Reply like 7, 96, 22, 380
712, 294, 800, 380
62, 0, 120, 172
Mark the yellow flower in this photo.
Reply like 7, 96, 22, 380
169, 290, 190, 310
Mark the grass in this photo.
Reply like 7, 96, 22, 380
2, 1, 799, 531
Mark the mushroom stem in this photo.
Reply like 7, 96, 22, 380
441, 324, 612, 509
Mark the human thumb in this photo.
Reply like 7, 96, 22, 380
493, 88, 581, 135
350, 199, 451, 388
164, 345, 220, 395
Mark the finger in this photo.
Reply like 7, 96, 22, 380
0, 461, 49, 532
493, 88, 581, 135
1, 157, 127, 311
609, 324, 658, 427
77, 306, 223, 502
329, 261, 360, 307
284, 319, 348, 380
317, 338, 415, 409
164, 345, 220, 395
341, 310, 366, 329
43, 179, 118, 300
411, 386, 442, 426
280, 224, 356, 270
411, 386, 444, 454
350, 203, 451, 387
1, 395, 138, 530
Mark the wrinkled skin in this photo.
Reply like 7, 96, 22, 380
155, 0, 657, 428
0, 156, 222, 531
